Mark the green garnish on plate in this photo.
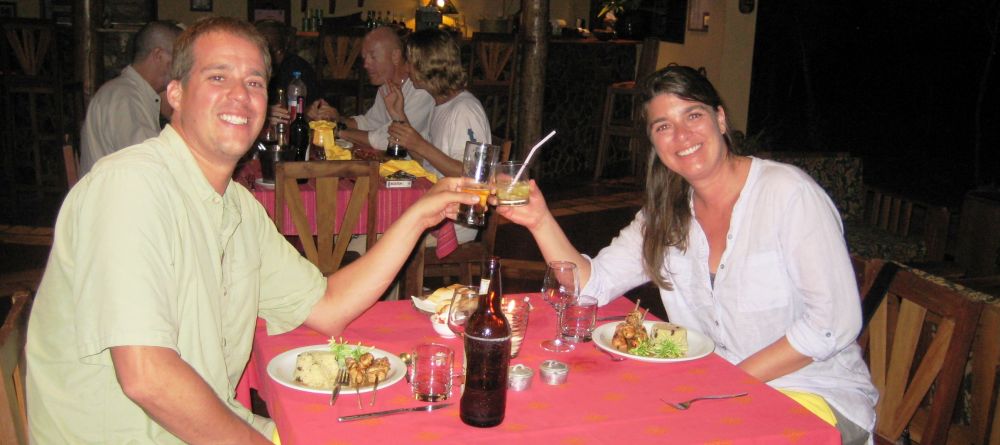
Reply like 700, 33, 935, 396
628, 338, 684, 359
327, 337, 372, 365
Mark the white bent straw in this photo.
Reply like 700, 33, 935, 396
513, 130, 556, 183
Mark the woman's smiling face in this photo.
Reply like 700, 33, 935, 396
645, 93, 729, 185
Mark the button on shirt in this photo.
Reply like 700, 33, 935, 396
26, 126, 327, 443
582, 157, 878, 432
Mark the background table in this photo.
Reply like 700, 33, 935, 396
251, 177, 433, 236
247, 176, 458, 258
238, 296, 841, 444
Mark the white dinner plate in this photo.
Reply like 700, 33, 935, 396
266, 344, 406, 394
592, 321, 715, 363
254, 178, 275, 190
335, 138, 354, 149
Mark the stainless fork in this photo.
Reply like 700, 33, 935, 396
329, 369, 349, 406
661, 392, 748, 410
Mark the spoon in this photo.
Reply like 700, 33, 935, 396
594, 344, 625, 362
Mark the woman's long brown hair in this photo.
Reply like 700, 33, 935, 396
639, 66, 738, 290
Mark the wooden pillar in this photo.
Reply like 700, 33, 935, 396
75, 0, 99, 107
516, 0, 549, 162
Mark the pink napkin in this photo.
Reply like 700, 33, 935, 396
432, 221, 458, 258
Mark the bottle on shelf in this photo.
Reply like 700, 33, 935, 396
290, 97, 310, 162
287, 71, 307, 121
459, 256, 511, 428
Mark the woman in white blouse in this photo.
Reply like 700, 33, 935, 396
497, 66, 876, 445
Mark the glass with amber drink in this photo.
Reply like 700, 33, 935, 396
457, 141, 500, 226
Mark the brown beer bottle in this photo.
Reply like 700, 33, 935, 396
459, 256, 511, 427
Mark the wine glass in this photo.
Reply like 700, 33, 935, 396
540, 261, 580, 352
446, 287, 479, 337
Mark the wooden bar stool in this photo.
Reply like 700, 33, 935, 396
593, 37, 660, 181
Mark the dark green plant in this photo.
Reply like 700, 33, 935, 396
599, 0, 641, 19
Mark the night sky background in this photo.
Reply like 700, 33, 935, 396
747, 0, 1000, 208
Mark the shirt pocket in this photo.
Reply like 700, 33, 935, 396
737, 251, 793, 312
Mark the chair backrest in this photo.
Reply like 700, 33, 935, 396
62, 133, 79, 188
1, 18, 57, 80
467, 32, 518, 139
468, 32, 518, 85
858, 259, 983, 445
863, 185, 951, 261
274, 160, 379, 275
316, 27, 365, 81
0, 290, 32, 445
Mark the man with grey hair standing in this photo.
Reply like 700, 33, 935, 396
79, 20, 182, 175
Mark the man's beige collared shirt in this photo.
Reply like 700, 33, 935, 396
27, 125, 327, 443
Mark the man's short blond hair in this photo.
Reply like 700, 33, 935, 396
170, 16, 271, 84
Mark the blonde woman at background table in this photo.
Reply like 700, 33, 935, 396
497, 65, 876, 445
385, 28, 491, 243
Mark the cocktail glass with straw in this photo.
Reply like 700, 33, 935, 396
540, 261, 580, 352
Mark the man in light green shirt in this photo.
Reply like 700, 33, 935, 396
26, 17, 478, 444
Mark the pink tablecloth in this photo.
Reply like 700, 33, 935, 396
248, 177, 457, 258
237, 296, 841, 445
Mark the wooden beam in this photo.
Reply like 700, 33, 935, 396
516, 0, 548, 163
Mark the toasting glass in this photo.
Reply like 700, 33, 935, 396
540, 261, 580, 352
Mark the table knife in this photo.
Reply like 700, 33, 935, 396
338, 403, 452, 422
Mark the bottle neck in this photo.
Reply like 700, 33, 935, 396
480, 257, 503, 313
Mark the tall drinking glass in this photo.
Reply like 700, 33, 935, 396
457, 141, 501, 226
540, 261, 580, 352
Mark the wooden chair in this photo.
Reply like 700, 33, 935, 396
0, 290, 32, 445
592, 38, 663, 181
467, 32, 518, 139
1, 19, 65, 198
314, 26, 366, 117
862, 185, 951, 261
274, 160, 379, 275
62, 132, 79, 188
402, 139, 512, 297
858, 259, 984, 445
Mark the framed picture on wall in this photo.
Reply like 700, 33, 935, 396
191, 0, 212, 12
249, 0, 291, 26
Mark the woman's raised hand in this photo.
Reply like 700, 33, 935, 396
494, 180, 552, 231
